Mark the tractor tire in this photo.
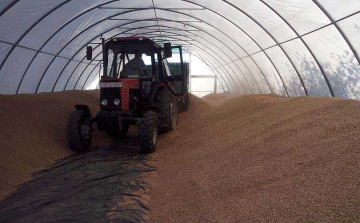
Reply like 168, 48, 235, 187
139, 111, 158, 153
155, 87, 178, 134
67, 110, 92, 152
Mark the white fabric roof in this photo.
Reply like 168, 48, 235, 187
0, 0, 359, 99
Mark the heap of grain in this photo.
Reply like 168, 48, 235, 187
0, 90, 108, 199
151, 94, 360, 222
1, 90, 359, 222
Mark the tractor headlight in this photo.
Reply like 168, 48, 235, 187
114, 99, 121, 106
101, 99, 108, 106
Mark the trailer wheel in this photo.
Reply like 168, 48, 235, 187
155, 87, 178, 134
139, 111, 158, 153
67, 111, 92, 152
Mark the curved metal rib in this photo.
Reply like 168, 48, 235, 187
11, 1, 267, 95
0, 0, 20, 17
313, 0, 360, 67
58, 21, 258, 94
192, 53, 228, 92
52, 10, 258, 94
192, 52, 231, 92
4, 0, 352, 97
0, 1, 71, 74
45, 8, 261, 94
14, 0, 122, 94
260, 0, 334, 97
221, 0, 307, 96
61, 22, 240, 93
9, 0, 308, 95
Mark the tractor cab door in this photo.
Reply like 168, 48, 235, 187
160, 46, 185, 96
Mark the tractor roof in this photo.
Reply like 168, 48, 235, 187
110, 37, 160, 48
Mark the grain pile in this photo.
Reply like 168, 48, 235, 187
1, 91, 360, 222
151, 94, 360, 222
0, 90, 108, 199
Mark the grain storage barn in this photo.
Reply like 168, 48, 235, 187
0, 1, 360, 222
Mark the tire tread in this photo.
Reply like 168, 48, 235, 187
155, 88, 177, 134
139, 111, 158, 153
67, 111, 91, 152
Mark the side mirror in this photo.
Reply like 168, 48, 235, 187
164, 42, 172, 58
86, 46, 93, 60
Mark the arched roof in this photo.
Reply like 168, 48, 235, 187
0, 0, 359, 99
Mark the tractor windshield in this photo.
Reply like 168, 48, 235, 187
104, 43, 154, 79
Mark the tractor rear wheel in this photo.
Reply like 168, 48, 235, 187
139, 111, 158, 153
155, 87, 178, 134
67, 111, 92, 152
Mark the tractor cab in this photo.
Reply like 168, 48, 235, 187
90, 37, 185, 112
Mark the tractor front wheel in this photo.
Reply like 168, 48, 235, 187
139, 111, 158, 153
67, 111, 92, 152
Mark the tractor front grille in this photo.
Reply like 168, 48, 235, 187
101, 88, 121, 99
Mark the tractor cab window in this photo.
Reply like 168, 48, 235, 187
161, 48, 183, 78
107, 49, 116, 77
161, 46, 185, 95
162, 59, 171, 77
105, 44, 154, 79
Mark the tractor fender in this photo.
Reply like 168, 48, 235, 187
74, 104, 92, 117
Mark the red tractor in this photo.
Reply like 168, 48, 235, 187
67, 37, 187, 153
